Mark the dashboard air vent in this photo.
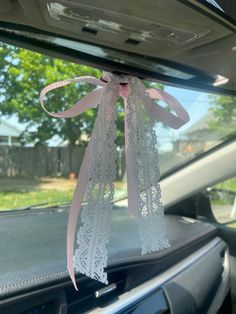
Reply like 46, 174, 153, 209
125, 38, 141, 45
82, 27, 97, 35
65, 270, 126, 313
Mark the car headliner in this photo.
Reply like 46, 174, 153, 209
0, 0, 235, 95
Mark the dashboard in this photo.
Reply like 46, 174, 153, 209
0, 206, 230, 314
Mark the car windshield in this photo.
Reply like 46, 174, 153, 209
0, 42, 236, 211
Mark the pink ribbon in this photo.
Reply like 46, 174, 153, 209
40, 72, 189, 290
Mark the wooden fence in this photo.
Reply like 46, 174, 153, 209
0, 146, 125, 179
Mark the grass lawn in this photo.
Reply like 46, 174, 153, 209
227, 222, 236, 228
0, 177, 127, 210
215, 177, 236, 191
0, 189, 74, 210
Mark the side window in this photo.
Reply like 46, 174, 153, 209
207, 177, 236, 227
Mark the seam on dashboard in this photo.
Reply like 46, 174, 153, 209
108, 230, 217, 264
0, 271, 68, 291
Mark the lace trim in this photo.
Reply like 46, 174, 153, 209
74, 85, 118, 284
74, 74, 170, 284
126, 77, 170, 254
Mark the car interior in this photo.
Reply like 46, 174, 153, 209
0, 0, 236, 313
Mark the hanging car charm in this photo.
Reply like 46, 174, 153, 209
40, 72, 190, 290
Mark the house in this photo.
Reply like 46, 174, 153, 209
0, 119, 22, 146
184, 112, 220, 149
174, 112, 221, 155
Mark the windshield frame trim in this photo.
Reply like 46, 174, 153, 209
0, 22, 236, 97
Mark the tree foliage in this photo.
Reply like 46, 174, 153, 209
0, 43, 163, 147
209, 94, 236, 137
0, 43, 102, 146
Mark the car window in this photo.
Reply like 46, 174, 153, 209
207, 177, 236, 227
0, 42, 236, 211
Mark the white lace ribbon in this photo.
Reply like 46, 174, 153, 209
74, 84, 118, 284
125, 77, 170, 254
40, 72, 190, 289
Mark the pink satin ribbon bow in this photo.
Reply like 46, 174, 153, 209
40, 72, 190, 290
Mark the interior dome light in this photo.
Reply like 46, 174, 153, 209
44, 1, 207, 47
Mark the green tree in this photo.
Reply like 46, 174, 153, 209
209, 95, 236, 137
0, 43, 163, 149
0, 43, 101, 146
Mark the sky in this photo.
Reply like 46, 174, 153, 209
155, 84, 211, 151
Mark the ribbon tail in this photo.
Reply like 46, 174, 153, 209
125, 77, 170, 254
145, 88, 190, 129
124, 99, 139, 216
40, 79, 105, 118
39, 77, 107, 290
73, 86, 119, 285
67, 141, 93, 290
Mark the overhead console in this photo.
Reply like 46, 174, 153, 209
0, 0, 235, 93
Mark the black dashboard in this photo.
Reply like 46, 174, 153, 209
0, 206, 229, 314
